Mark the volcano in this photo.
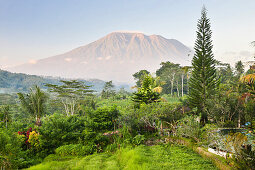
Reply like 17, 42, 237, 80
9, 32, 191, 82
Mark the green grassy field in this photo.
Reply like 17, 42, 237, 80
28, 145, 217, 170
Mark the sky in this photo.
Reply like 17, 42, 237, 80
0, 0, 254, 68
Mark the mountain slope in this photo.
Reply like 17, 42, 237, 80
0, 69, 110, 93
9, 32, 191, 82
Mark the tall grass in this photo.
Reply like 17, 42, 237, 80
28, 145, 216, 170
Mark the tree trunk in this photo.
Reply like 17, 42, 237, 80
160, 122, 163, 136
36, 115, 41, 126
62, 99, 70, 116
176, 80, 179, 97
187, 75, 190, 94
181, 74, 184, 97
171, 73, 175, 96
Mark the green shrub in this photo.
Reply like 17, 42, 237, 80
105, 143, 118, 152
39, 113, 87, 154
119, 102, 183, 134
0, 128, 25, 169
176, 115, 201, 142
87, 105, 119, 132
55, 144, 95, 156
132, 134, 145, 146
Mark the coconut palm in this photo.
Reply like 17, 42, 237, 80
0, 105, 11, 128
17, 86, 48, 126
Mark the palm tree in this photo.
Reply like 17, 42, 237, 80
0, 105, 11, 128
17, 86, 48, 126
181, 66, 192, 96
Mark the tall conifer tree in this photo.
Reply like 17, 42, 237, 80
189, 7, 218, 124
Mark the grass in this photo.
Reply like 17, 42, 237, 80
28, 145, 217, 170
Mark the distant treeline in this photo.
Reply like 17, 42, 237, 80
0, 69, 112, 93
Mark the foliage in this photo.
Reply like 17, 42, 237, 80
0, 128, 24, 169
156, 62, 183, 96
0, 105, 11, 128
132, 74, 161, 106
38, 113, 87, 154
189, 7, 218, 124
199, 124, 220, 146
132, 134, 145, 146
176, 115, 201, 142
235, 60, 245, 78
101, 81, 116, 99
216, 62, 233, 84
18, 127, 35, 148
1, 7, 255, 169
0, 69, 60, 92
225, 132, 255, 169
114, 87, 131, 100
87, 106, 119, 132
55, 144, 95, 156
17, 86, 48, 126
205, 84, 244, 127
46, 80, 94, 116
133, 70, 150, 87
118, 102, 183, 136
28, 131, 40, 149
240, 73, 255, 97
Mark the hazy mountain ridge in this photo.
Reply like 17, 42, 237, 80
0, 69, 129, 93
9, 32, 191, 82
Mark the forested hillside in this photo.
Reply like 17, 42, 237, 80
0, 70, 60, 93
0, 70, 126, 93
1, 6, 255, 170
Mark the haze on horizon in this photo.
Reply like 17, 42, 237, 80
0, 0, 254, 69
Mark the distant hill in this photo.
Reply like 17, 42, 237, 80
8, 32, 191, 82
0, 70, 128, 93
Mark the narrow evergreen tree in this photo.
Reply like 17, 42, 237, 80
189, 7, 218, 124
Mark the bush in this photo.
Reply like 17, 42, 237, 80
39, 113, 87, 154
176, 115, 201, 142
225, 132, 255, 169
87, 106, 119, 132
55, 144, 95, 156
132, 134, 145, 146
200, 124, 219, 146
118, 102, 183, 134
0, 128, 24, 169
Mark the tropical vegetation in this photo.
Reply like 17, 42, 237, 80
0, 7, 254, 170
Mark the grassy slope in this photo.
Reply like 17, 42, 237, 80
28, 145, 217, 170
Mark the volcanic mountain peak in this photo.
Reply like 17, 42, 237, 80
9, 32, 191, 83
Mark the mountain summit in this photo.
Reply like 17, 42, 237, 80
9, 32, 191, 82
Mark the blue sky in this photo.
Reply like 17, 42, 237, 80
0, 0, 254, 68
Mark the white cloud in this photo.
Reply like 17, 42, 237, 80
28, 59, 37, 64
218, 50, 254, 66
65, 58, 72, 62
